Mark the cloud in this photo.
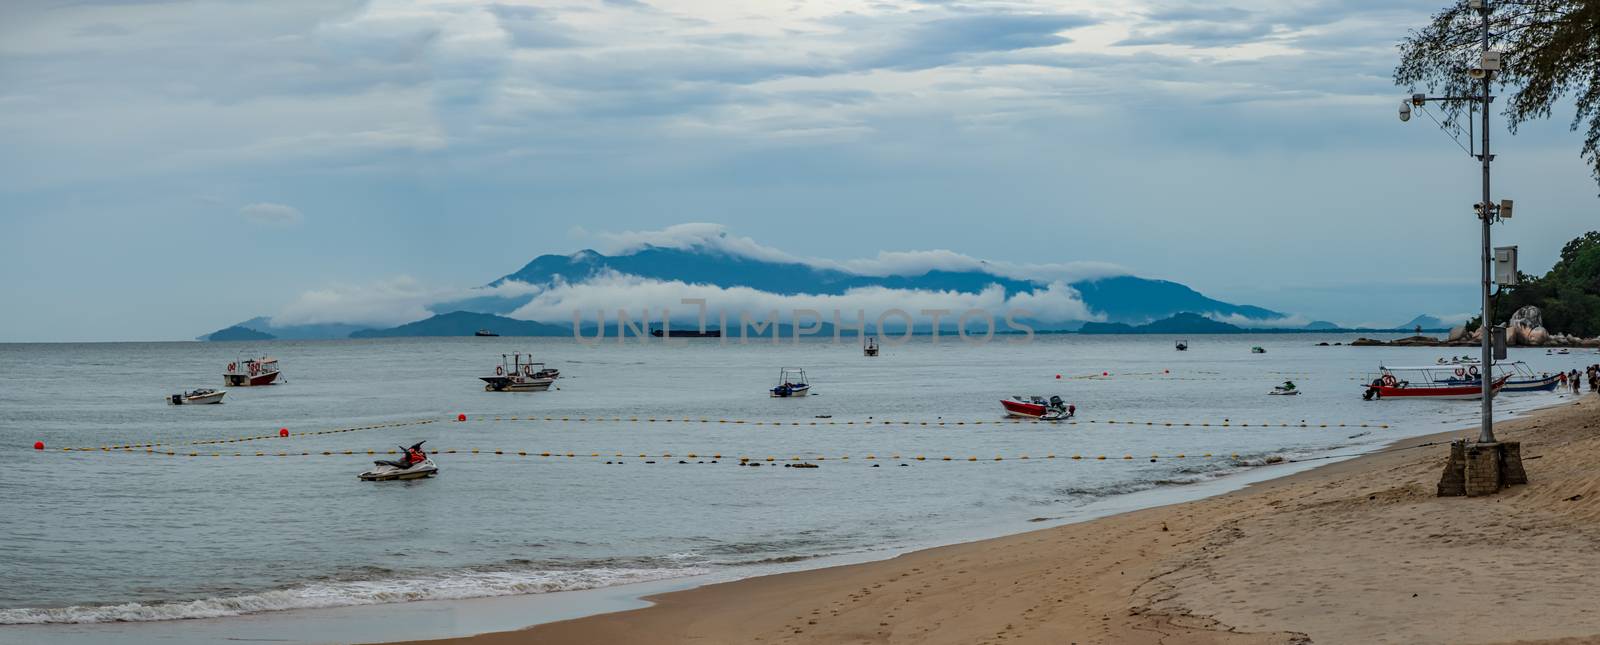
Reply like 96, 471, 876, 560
239, 202, 303, 226
585, 223, 1128, 284
507, 271, 1099, 324
273, 277, 541, 327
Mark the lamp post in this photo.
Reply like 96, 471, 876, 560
1398, 0, 1502, 444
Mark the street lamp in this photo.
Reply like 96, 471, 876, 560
1398, 0, 1507, 445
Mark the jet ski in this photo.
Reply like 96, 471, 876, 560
1269, 381, 1300, 396
358, 441, 438, 481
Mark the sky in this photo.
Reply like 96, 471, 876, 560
2, 0, 1597, 341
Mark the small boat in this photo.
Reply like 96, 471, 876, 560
474, 329, 499, 337
1269, 381, 1299, 396
1432, 361, 1561, 393
650, 328, 722, 338
1175, 340, 1188, 351
1251, 346, 1266, 354
223, 355, 280, 386
770, 368, 810, 397
1557, 348, 1571, 355
1362, 365, 1508, 400
168, 388, 226, 405
480, 353, 559, 392
863, 336, 879, 357
1001, 395, 1074, 420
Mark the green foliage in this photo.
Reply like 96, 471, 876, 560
1395, 1, 1600, 192
1496, 231, 1600, 335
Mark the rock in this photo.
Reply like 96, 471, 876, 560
1350, 338, 1387, 346
1528, 327, 1551, 345
1508, 305, 1543, 332
1447, 325, 1467, 342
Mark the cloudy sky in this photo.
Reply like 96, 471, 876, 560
2, 0, 1596, 341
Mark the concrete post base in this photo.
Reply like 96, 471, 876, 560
1438, 440, 1526, 497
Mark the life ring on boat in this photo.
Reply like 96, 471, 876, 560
522, 365, 534, 377
495, 366, 504, 376
249, 363, 259, 376
1381, 375, 1397, 387
1467, 366, 1480, 377
1454, 367, 1466, 377
228, 362, 236, 372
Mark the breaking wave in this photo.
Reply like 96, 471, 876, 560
0, 566, 705, 624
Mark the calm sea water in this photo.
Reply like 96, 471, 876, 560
0, 335, 1587, 627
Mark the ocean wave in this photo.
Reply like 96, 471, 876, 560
0, 566, 706, 625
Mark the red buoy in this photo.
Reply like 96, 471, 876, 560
33, 441, 44, 450
279, 428, 289, 437
1102, 371, 1109, 376
1055, 374, 1061, 379
457, 413, 467, 422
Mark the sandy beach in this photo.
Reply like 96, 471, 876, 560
387, 394, 1600, 645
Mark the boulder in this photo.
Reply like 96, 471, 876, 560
1508, 305, 1543, 331
1527, 327, 1551, 345
1447, 325, 1468, 342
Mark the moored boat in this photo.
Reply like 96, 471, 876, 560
1000, 395, 1074, 420
1431, 361, 1560, 393
168, 388, 226, 405
770, 368, 810, 397
223, 355, 280, 386
474, 329, 499, 337
480, 353, 559, 392
1362, 365, 1507, 400
863, 336, 879, 357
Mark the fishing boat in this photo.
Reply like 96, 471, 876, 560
480, 353, 559, 392
770, 368, 810, 397
474, 329, 499, 337
1362, 365, 1508, 400
223, 355, 280, 386
650, 328, 722, 338
168, 388, 226, 405
1431, 361, 1561, 393
863, 336, 879, 357
1000, 395, 1073, 420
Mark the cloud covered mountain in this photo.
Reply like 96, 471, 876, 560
208, 224, 1289, 339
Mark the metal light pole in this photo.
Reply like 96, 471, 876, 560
1399, 0, 1502, 444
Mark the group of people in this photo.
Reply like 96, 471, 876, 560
1559, 366, 1600, 395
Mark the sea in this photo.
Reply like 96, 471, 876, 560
1, 335, 1590, 643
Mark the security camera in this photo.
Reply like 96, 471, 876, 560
1399, 101, 1412, 122
1411, 93, 1426, 107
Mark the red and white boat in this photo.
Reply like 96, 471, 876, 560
1001, 395, 1074, 420
224, 355, 280, 386
1361, 365, 1507, 400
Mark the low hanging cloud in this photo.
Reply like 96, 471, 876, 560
239, 202, 303, 226
582, 222, 1129, 284
507, 271, 1101, 325
273, 277, 541, 327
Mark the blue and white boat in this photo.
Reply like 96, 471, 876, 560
770, 368, 811, 397
1432, 360, 1560, 393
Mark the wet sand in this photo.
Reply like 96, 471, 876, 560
387, 395, 1600, 645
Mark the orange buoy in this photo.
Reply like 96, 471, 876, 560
33, 441, 44, 450
279, 428, 289, 437
458, 413, 467, 422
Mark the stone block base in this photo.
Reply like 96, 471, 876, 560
1438, 440, 1525, 497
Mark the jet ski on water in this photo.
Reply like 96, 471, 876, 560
1269, 381, 1300, 396
358, 441, 438, 481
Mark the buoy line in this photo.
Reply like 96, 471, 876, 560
50, 419, 437, 453
466, 415, 1393, 430
66, 447, 1248, 463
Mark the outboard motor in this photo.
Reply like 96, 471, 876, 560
1049, 395, 1063, 408
170, 394, 183, 405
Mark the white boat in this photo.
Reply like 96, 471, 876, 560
480, 353, 559, 391
168, 388, 226, 405
771, 368, 810, 397
223, 355, 280, 386
1431, 360, 1561, 393
1362, 365, 1507, 400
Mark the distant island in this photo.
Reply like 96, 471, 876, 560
1076, 312, 1447, 335
205, 325, 276, 342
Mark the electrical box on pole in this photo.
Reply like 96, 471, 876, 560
1492, 325, 1507, 361
1494, 246, 1518, 285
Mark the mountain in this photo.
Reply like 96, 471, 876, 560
205, 325, 275, 342
349, 312, 569, 338
203, 317, 369, 341
1397, 314, 1445, 330
1078, 312, 1245, 334
1302, 320, 1340, 330
479, 246, 1283, 325
206, 237, 1292, 339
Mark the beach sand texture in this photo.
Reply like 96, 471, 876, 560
390, 396, 1600, 645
